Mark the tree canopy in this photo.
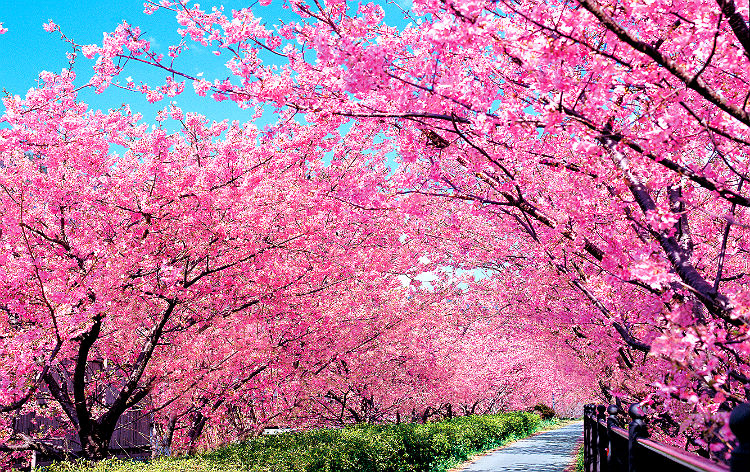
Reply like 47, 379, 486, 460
3, 0, 750, 463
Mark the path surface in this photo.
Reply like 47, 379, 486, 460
458, 421, 583, 472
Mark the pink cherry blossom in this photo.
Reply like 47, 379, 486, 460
6, 0, 750, 463
42, 20, 57, 33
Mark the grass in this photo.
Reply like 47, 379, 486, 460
47, 412, 548, 472
572, 444, 584, 472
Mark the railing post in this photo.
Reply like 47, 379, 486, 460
592, 405, 600, 472
627, 403, 646, 472
590, 404, 597, 472
607, 404, 622, 472
598, 405, 608, 472
584, 405, 593, 472
730, 402, 750, 472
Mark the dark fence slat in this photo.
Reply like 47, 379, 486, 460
13, 408, 152, 468
729, 403, 750, 471
584, 403, 737, 472
637, 438, 732, 472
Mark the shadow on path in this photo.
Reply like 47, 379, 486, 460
459, 421, 583, 472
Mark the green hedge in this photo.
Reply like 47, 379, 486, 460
49, 412, 544, 472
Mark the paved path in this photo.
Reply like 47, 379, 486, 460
458, 421, 583, 472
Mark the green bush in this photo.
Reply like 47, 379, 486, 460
48, 412, 543, 472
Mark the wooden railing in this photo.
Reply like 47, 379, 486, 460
583, 403, 750, 472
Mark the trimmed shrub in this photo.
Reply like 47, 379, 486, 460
48, 412, 543, 472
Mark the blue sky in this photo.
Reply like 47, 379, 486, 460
0, 0, 298, 126
1, 0, 445, 287
0, 0, 413, 128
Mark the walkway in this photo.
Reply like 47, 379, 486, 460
457, 421, 583, 472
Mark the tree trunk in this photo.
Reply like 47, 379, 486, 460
152, 416, 177, 458
187, 411, 207, 455
79, 429, 111, 461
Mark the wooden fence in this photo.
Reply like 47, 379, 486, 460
584, 403, 750, 472
12, 409, 151, 468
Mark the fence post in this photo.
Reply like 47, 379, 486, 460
584, 405, 592, 472
627, 403, 646, 472
607, 404, 621, 472
592, 405, 601, 472
730, 402, 750, 472
583, 405, 589, 472
597, 405, 608, 472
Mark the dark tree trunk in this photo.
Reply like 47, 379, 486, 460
421, 407, 433, 424
187, 411, 207, 455
37, 300, 177, 461
152, 416, 177, 458
79, 428, 111, 461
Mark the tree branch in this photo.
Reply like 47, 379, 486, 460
1, 338, 63, 413
613, 322, 652, 352
578, 0, 750, 127
73, 315, 104, 437
100, 299, 177, 430
0, 433, 72, 459
599, 132, 737, 321
716, 0, 750, 59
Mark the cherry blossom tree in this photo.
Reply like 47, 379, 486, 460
22, 0, 750, 461
71, 0, 750, 456
0, 69, 453, 460
0, 68, 579, 463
